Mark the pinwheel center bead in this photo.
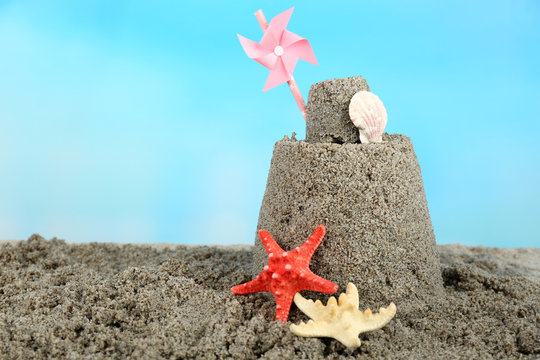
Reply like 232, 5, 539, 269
274, 46, 284, 56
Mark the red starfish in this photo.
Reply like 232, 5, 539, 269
231, 225, 338, 322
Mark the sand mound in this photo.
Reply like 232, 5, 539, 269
1, 236, 539, 359
253, 134, 442, 306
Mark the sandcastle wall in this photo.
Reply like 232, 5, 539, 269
252, 77, 443, 306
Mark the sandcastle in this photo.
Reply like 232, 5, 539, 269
252, 76, 444, 306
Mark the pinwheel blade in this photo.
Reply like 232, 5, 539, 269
260, 7, 294, 48
262, 57, 291, 92
282, 32, 318, 65
281, 53, 299, 78
238, 34, 272, 59
280, 29, 303, 48
238, 34, 276, 69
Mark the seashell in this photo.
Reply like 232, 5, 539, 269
348, 91, 388, 143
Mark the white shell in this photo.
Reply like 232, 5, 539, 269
349, 91, 388, 143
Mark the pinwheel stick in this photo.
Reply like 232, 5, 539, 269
255, 9, 307, 121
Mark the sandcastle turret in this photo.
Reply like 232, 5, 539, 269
253, 76, 443, 306
306, 76, 370, 144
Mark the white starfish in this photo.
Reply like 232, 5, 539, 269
290, 282, 397, 348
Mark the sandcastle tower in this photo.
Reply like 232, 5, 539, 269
253, 76, 443, 306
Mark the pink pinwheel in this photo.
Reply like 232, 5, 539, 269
237, 8, 317, 119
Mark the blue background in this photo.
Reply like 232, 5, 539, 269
0, 0, 538, 247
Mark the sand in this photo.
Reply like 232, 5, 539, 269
1, 236, 539, 359
306, 76, 370, 144
253, 133, 442, 307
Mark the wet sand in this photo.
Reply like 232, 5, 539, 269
1, 235, 539, 359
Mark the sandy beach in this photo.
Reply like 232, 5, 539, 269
0, 235, 539, 359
